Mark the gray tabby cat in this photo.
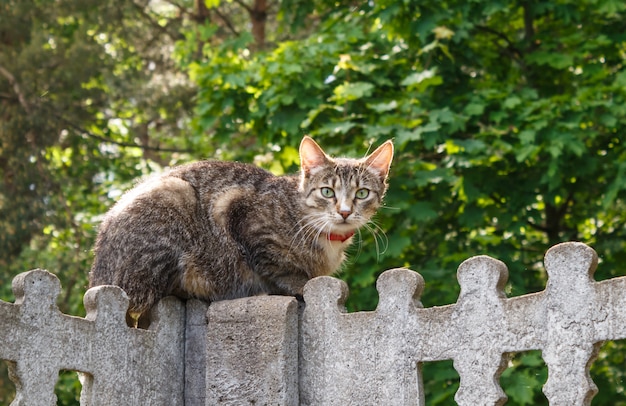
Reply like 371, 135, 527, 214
89, 136, 394, 325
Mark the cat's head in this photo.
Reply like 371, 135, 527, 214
298, 136, 394, 242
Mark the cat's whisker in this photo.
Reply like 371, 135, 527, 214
362, 143, 374, 158
359, 223, 380, 260
289, 222, 318, 251
351, 228, 364, 261
371, 221, 389, 253
363, 222, 388, 260
288, 213, 330, 252
291, 213, 324, 236
380, 205, 401, 211
288, 216, 316, 246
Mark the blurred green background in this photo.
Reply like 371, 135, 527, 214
2, 0, 626, 403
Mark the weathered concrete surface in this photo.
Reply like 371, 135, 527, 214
206, 295, 299, 405
3, 242, 626, 405
299, 242, 626, 406
0, 269, 185, 406
299, 269, 423, 406
185, 299, 209, 406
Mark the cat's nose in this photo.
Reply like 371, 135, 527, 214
338, 209, 352, 219
337, 201, 352, 219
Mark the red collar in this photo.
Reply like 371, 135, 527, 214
327, 231, 355, 243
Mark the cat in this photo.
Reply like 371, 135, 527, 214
89, 136, 394, 325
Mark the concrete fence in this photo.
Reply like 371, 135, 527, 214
1, 241, 625, 405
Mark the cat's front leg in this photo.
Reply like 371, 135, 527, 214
233, 232, 311, 300
259, 268, 310, 301
238, 263, 307, 301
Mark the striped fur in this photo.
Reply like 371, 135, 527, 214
89, 137, 393, 324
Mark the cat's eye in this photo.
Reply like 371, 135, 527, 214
320, 187, 335, 198
355, 188, 370, 199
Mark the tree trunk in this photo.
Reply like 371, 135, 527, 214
250, 0, 267, 50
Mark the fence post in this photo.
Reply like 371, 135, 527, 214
185, 299, 209, 405
205, 295, 299, 405
0, 269, 186, 406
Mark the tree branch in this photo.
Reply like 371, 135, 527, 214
213, 7, 240, 37
474, 25, 526, 69
522, 1, 535, 45
250, 0, 268, 49
54, 113, 194, 154
0, 64, 33, 115
231, 0, 253, 14
161, 0, 187, 14
474, 25, 524, 59
131, 1, 185, 42
527, 219, 549, 233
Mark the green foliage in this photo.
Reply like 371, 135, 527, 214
2, 0, 626, 403
0, 0, 193, 401
55, 371, 81, 406
422, 360, 459, 405
501, 352, 548, 405
181, 0, 626, 403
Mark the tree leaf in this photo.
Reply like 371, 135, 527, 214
331, 81, 375, 102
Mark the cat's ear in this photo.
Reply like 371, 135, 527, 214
300, 136, 330, 175
364, 140, 394, 178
